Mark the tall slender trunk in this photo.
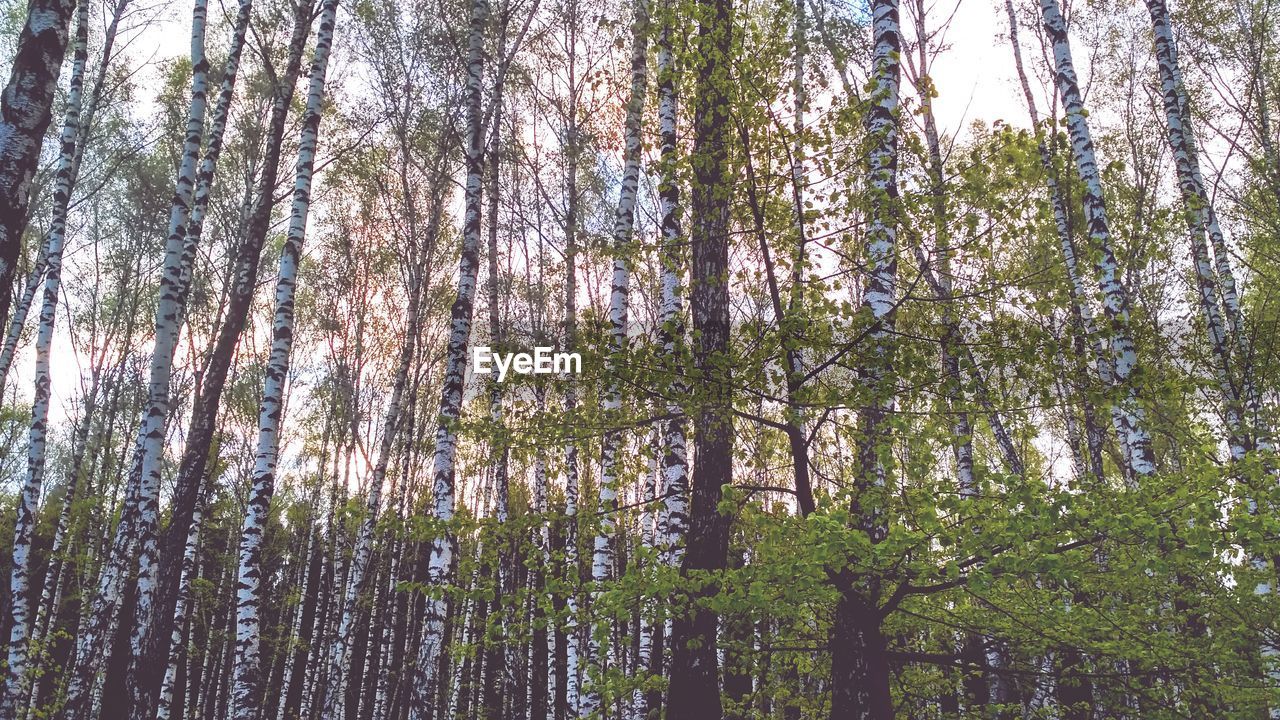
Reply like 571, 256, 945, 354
631, 439, 659, 720
22, 359, 111, 720
903, 9, 975, 499
480, 41, 509, 720
665, 0, 734, 715
406, 0, 487, 712
561, 14, 583, 711
229, 1, 338, 714
154, 495, 206, 720
9, 0, 128, 711
1, 5, 91, 712
655, 0, 689, 573
0, 246, 48, 401
1143, 0, 1255, 461
1039, 0, 1156, 479
830, 0, 899, 716
652, 0, 688, 712
146, 0, 306, 687
1147, 0, 1253, 418
583, 0, 649, 713
0, 0, 76, 332
532, 389, 553, 720
125, 0, 216, 713
1005, 0, 1108, 484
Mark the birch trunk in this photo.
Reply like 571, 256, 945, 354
830, 0, 899, 715
655, 0, 689, 573
0, 247, 48, 401
229, 0, 338, 714
1005, 0, 1111, 483
561, 20, 584, 713
583, 0, 649, 712
1, 4, 90, 711
630, 440, 659, 720
125, 0, 215, 712
8, 0, 129, 708
480, 55, 509, 720
1040, 0, 1157, 478
407, 0, 488, 711
154, 497, 205, 720
148, 0, 313, 686
1145, 0, 1264, 457
0, 0, 76, 334
903, 8, 976, 496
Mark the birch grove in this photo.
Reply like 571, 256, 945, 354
0, 0, 1280, 717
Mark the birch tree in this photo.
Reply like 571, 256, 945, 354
1039, 0, 1157, 479
407, 0, 489, 712
228, 0, 339, 715
0, 0, 76, 334
582, 0, 649, 712
1, 3, 90, 711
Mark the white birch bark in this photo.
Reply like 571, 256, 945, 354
630, 438, 659, 720
1145, 0, 1266, 458
152, 4, 255, 717
857, 0, 901, 509
902, 4, 978, 498
22, 373, 99, 720
66, 440, 144, 720
1, 3, 90, 710
176, 0, 256, 307
8, 0, 128, 711
154, 498, 205, 720
228, 0, 338, 714
1039, 0, 1157, 479
1007, 0, 1113, 482
0, 0, 76, 335
582, 0, 649, 713
125, 1, 212, 713
407, 0, 488, 712
561, 25, 584, 715
371, 520, 405, 720
655, 0, 689, 570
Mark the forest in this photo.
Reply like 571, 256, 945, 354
0, 0, 1277, 713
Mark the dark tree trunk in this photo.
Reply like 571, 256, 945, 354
829, 591, 892, 720
664, 0, 734, 713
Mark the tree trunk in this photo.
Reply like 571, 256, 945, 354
830, 0, 899, 715
655, 0, 689, 573
67, 2, 301, 714
1, 4, 91, 711
583, 0, 649, 712
229, 0, 338, 714
145, 0, 310, 690
406, 0, 487, 711
1039, 0, 1157, 479
0, 0, 76, 334
665, 0, 734, 714
126, 0, 216, 713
